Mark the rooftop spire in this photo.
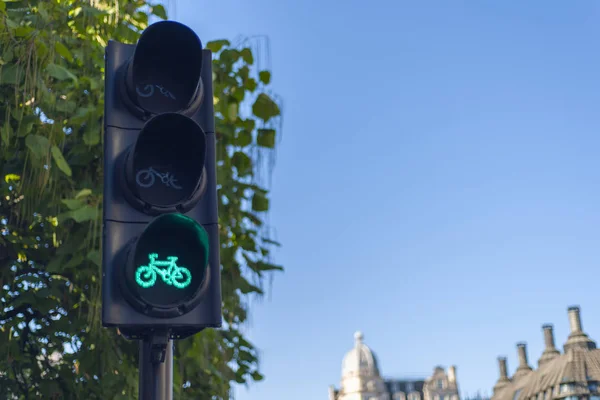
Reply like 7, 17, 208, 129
538, 324, 560, 367
513, 343, 532, 379
493, 357, 511, 393
354, 331, 364, 345
563, 306, 596, 352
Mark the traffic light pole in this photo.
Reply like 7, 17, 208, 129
139, 332, 173, 400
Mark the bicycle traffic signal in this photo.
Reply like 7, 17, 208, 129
102, 21, 221, 339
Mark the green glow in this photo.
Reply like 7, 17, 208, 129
135, 253, 192, 289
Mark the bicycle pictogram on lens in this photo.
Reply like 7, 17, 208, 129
136, 167, 182, 189
135, 253, 192, 289
136, 84, 177, 100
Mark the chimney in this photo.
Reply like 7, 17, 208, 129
513, 343, 532, 379
544, 324, 557, 348
564, 306, 596, 352
498, 357, 508, 380
493, 357, 510, 393
517, 343, 529, 366
538, 324, 560, 367
448, 365, 456, 383
569, 306, 582, 333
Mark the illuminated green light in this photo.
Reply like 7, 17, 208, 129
135, 253, 192, 289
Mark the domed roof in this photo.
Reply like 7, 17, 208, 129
341, 331, 381, 378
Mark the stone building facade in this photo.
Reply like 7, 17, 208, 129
491, 306, 600, 400
329, 331, 461, 400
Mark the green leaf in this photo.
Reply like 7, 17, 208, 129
45, 256, 64, 273
70, 206, 97, 223
82, 127, 100, 146
220, 49, 240, 65
64, 254, 84, 269
55, 99, 77, 113
61, 199, 84, 210
1, 121, 11, 145
25, 134, 50, 158
240, 48, 254, 65
89, 77, 101, 90
54, 42, 74, 62
87, 250, 101, 267
71, 106, 94, 122
254, 261, 284, 272
232, 152, 252, 177
245, 78, 257, 92
251, 371, 264, 381
259, 70, 271, 85
241, 119, 256, 131
51, 145, 72, 177
0, 2, 5, 13
238, 278, 263, 295
151, 4, 167, 19
75, 189, 92, 199
17, 115, 37, 137
257, 129, 276, 148
234, 130, 252, 147
238, 66, 250, 81
2, 48, 13, 63
14, 26, 34, 37
206, 39, 230, 53
36, 40, 49, 60
0, 64, 20, 85
4, 18, 18, 30
262, 237, 281, 247
251, 192, 269, 212
252, 93, 280, 122
37, 3, 49, 21
47, 63, 77, 82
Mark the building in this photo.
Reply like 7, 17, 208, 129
491, 306, 600, 400
464, 392, 491, 400
329, 331, 461, 400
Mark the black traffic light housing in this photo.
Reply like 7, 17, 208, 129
102, 21, 221, 340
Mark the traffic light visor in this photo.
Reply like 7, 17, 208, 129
126, 113, 206, 208
125, 213, 210, 310
127, 21, 203, 114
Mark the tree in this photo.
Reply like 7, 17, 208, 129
0, 1, 283, 398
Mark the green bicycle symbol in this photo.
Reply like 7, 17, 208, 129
135, 253, 192, 289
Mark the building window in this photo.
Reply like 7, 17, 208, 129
561, 384, 574, 394
437, 379, 445, 389
394, 394, 406, 400
591, 396, 600, 400
590, 383, 599, 392
407, 383, 414, 392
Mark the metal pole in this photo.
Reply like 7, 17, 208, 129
139, 333, 173, 400
159, 341, 174, 400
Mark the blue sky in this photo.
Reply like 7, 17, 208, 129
162, 1, 600, 399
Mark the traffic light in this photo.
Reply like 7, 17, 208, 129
102, 21, 221, 340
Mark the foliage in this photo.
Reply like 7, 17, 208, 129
0, 1, 283, 399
